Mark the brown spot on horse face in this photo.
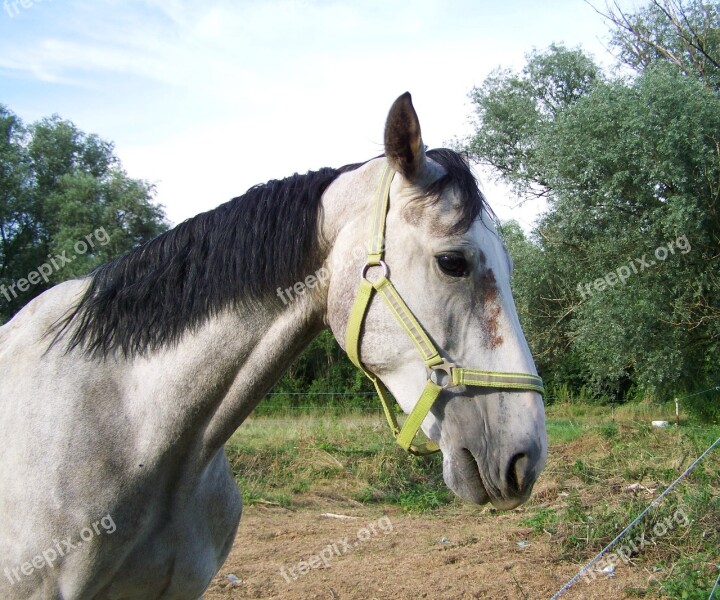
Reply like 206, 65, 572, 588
479, 267, 503, 349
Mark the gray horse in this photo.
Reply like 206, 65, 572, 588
0, 93, 546, 599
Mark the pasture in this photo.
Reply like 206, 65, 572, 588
205, 400, 719, 599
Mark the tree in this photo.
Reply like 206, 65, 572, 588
599, 0, 720, 89
0, 106, 168, 323
466, 44, 601, 198
464, 5, 720, 400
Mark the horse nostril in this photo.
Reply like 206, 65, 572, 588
507, 452, 531, 494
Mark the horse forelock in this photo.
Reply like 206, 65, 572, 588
420, 148, 493, 234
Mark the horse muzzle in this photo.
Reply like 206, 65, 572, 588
439, 390, 547, 508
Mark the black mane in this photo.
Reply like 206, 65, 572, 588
56, 149, 488, 359
424, 148, 491, 232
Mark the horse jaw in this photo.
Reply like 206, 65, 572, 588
438, 390, 547, 509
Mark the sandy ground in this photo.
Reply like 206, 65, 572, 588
203, 495, 658, 600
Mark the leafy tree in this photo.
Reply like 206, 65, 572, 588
0, 110, 33, 309
467, 44, 601, 198
465, 4, 720, 401
0, 106, 168, 323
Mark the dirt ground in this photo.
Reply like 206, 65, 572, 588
204, 493, 658, 600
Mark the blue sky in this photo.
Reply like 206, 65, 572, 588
0, 0, 636, 228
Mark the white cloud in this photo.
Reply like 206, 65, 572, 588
1, 0, 624, 231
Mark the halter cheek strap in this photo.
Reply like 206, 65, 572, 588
345, 163, 544, 456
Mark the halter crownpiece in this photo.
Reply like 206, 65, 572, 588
345, 163, 544, 456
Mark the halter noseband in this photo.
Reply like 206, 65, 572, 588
345, 164, 544, 456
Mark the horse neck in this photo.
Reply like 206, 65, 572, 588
204, 165, 376, 438
174, 292, 326, 456
199, 165, 374, 447
106, 282, 326, 464
136, 166, 372, 457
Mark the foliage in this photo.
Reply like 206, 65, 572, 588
682, 387, 720, 423
467, 43, 601, 197
604, 0, 720, 90
464, 3, 720, 405
258, 330, 375, 414
0, 106, 168, 323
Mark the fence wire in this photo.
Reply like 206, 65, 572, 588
550, 435, 720, 599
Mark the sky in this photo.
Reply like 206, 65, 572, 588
0, 0, 638, 230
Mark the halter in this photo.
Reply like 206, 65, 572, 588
345, 164, 544, 455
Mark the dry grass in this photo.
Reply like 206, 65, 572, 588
225, 403, 720, 597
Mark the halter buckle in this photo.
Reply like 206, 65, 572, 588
361, 260, 389, 282
429, 360, 456, 389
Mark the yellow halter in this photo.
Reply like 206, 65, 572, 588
345, 164, 544, 455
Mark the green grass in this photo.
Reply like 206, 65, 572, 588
521, 506, 560, 534
534, 403, 720, 597
546, 418, 587, 442
225, 413, 451, 512
226, 401, 720, 596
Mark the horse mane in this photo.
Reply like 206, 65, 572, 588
423, 148, 491, 232
54, 149, 488, 359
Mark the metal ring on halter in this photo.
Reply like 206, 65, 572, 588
361, 260, 389, 282
429, 360, 456, 389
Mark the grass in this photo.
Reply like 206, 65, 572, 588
225, 400, 720, 597
533, 404, 720, 598
225, 413, 450, 512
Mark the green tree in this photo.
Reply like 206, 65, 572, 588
0, 106, 168, 323
466, 44, 601, 198
547, 65, 720, 395
464, 5, 720, 400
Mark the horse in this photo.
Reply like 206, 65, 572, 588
0, 92, 546, 599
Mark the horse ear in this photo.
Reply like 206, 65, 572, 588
384, 92, 426, 180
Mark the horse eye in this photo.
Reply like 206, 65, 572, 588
436, 253, 469, 277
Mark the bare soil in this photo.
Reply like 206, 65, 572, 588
204, 493, 656, 600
